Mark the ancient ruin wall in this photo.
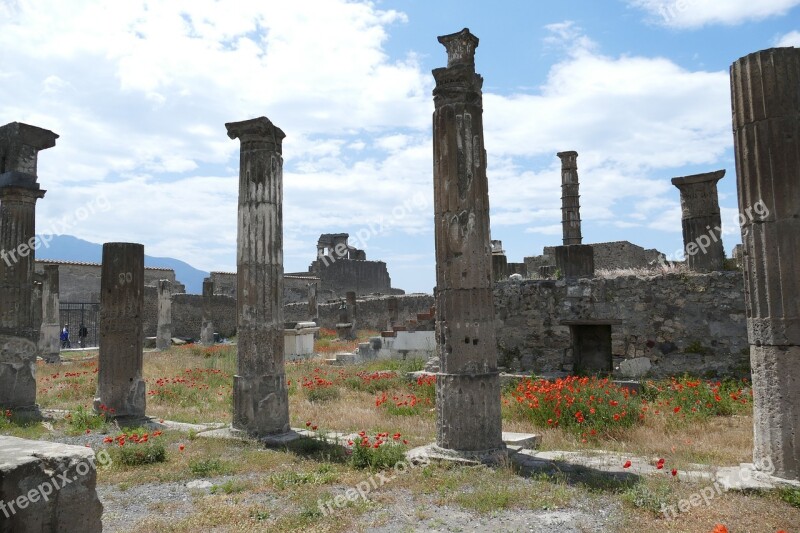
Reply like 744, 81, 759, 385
285, 293, 435, 331
494, 271, 749, 378
143, 292, 237, 340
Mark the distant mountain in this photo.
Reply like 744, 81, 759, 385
35, 235, 208, 294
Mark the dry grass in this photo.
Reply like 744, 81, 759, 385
7, 333, 798, 532
595, 263, 688, 280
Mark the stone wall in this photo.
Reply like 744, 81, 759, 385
494, 271, 749, 378
143, 292, 237, 340
210, 271, 320, 303
524, 241, 666, 275
309, 258, 399, 297
36, 260, 177, 302
285, 293, 435, 332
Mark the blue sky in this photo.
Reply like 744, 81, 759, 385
1, 0, 798, 293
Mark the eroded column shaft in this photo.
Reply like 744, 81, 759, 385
731, 47, 800, 481
671, 170, 726, 272
432, 29, 503, 454
558, 151, 582, 245
156, 280, 172, 350
38, 265, 60, 362
95, 242, 146, 418
200, 279, 214, 345
0, 121, 56, 410
226, 116, 290, 437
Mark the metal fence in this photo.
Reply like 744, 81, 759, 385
59, 302, 100, 348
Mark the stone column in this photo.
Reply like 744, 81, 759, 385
156, 280, 172, 350
731, 47, 800, 481
94, 242, 146, 419
38, 265, 60, 363
671, 170, 726, 272
346, 291, 357, 331
307, 282, 318, 323
200, 279, 214, 345
554, 151, 594, 279
431, 29, 504, 460
387, 297, 398, 330
558, 151, 582, 245
0, 122, 57, 411
226, 116, 290, 437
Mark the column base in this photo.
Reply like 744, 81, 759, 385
407, 443, 508, 466
436, 371, 504, 452
233, 374, 290, 437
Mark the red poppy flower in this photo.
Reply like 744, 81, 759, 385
623, 460, 632, 469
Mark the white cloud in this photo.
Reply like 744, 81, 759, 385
484, 23, 729, 243
628, 0, 800, 28
776, 30, 800, 46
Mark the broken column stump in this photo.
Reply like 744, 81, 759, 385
731, 47, 800, 482
94, 242, 146, 419
0, 121, 57, 411
429, 28, 505, 462
226, 116, 291, 438
671, 170, 726, 272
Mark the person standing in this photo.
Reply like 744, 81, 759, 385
78, 323, 88, 348
60, 325, 71, 349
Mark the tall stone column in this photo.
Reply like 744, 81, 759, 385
156, 280, 172, 350
554, 150, 594, 279
0, 122, 57, 411
38, 265, 61, 363
431, 29, 504, 460
307, 282, 318, 323
731, 47, 800, 481
671, 170, 726, 272
94, 242, 146, 419
558, 151, 582, 245
226, 116, 290, 437
200, 279, 214, 345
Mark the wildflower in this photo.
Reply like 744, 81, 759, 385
305, 421, 311, 427
712, 525, 728, 533
673, 406, 681, 414
671, 469, 678, 477
623, 460, 632, 469
393, 433, 401, 440
311, 425, 318, 431
179, 444, 185, 451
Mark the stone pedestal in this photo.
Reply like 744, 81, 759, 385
0, 122, 57, 411
431, 29, 504, 461
554, 244, 594, 279
671, 170, 726, 272
94, 242, 146, 419
731, 47, 800, 481
558, 151, 582, 245
226, 116, 290, 437
200, 279, 214, 345
38, 265, 60, 362
156, 279, 172, 350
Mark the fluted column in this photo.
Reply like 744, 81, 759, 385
432, 28, 504, 459
226, 116, 290, 437
731, 47, 800, 481
0, 122, 57, 410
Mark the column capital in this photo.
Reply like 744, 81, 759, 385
225, 116, 285, 152
670, 169, 725, 189
0, 122, 58, 178
437, 28, 479, 68
557, 151, 578, 169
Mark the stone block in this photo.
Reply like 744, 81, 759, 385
0, 436, 103, 532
